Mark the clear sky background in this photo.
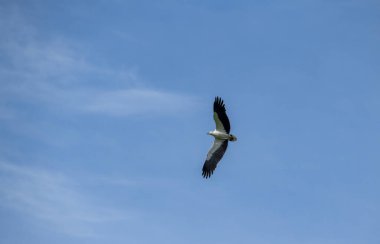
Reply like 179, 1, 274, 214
0, 1, 379, 243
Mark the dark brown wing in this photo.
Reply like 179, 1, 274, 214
202, 139, 228, 178
214, 97, 231, 134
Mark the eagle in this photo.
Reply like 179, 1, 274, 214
202, 97, 237, 178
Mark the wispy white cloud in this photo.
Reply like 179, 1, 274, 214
0, 161, 130, 237
0, 7, 198, 119
83, 88, 198, 116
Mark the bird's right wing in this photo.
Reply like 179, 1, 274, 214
213, 97, 231, 134
202, 139, 228, 178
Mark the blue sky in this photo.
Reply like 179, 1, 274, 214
0, 0, 379, 243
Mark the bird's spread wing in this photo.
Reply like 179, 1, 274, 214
213, 97, 230, 134
202, 139, 228, 178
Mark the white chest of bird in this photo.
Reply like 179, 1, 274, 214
208, 130, 230, 140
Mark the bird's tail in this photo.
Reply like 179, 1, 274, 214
229, 134, 237, 141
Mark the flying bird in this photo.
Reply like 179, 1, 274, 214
202, 97, 237, 178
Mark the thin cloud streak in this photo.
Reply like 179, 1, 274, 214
83, 88, 198, 116
0, 161, 129, 237
0, 8, 199, 118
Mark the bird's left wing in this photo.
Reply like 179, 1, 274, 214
202, 139, 228, 178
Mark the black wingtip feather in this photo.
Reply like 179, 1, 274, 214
202, 165, 215, 179
202, 167, 213, 179
214, 96, 226, 112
